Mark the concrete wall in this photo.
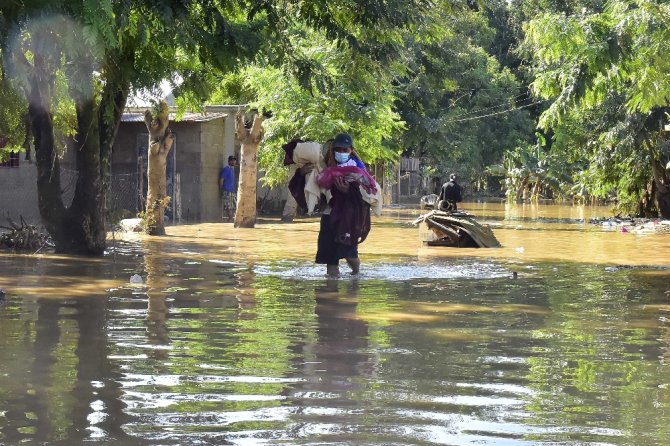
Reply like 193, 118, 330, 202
112, 122, 145, 173
198, 108, 240, 222
112, 118, 230, 223
199, 118, 226, 221
204, 105, 238, 156
112, 114, 238, 223
0, 163, 41, 224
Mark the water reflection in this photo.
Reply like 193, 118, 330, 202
0, 264, 134, 444
313, 279, 376, 382
0, 203, 670, 445
282, 278, 380, 443
145, 240, 171, 359
295, 278, 374, 390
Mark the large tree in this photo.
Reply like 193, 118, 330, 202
523, 0, 670, 217
211, 1, 530, 203
206, 3, 439, 221
209, 32, 406, 186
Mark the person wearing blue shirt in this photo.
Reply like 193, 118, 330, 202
219, 155, 237, 221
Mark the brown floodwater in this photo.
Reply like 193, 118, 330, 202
1, 202, 669, 445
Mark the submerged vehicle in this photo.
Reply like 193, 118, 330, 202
413, 209, 501, 248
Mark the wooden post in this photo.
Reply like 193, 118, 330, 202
397, 162, 401, 204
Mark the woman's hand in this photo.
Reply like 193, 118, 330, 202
333, 176, 350, 193
299, 163, 314, 175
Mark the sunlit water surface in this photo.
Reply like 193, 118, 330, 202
1, 202, 670, 445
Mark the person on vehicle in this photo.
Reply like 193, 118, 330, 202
438, 173, 463, 211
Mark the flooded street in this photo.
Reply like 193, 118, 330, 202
1, 202, 670, 445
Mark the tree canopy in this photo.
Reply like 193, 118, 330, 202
209, 1, 537, 191
208, 25, 406, 187
393, 3, 536, 187
523, 0, 670, 216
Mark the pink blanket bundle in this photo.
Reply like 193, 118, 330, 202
316, 166, 378, 194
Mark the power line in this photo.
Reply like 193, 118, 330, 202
444, 100, 545, 123
452, 85, 530, 92
449, 92, 531, 119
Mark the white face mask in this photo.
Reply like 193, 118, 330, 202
334, 152, 350, 164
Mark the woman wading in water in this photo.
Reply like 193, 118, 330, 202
284, 133, 382, 277
315, 133, 374, 277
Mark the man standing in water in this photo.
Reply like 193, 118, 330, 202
219, 155, 237, 221
438, 173, 463, 212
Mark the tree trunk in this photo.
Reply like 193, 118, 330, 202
654, 169, 670, 219
143, 101, 174, 236
21, 38, 130, 255
637, 180, 656, 217
515, 176, 529, 202
31, 103, 65, 236
281, 165, 298, 222
99, 63, 132, 217
66, 99, 106, 253
531, 179, 542, 201
31, 97, 110, 254
29, 68, 105, 254
648, 139, 670, 218
22, 112, 32, 162
234, 112, 264, 228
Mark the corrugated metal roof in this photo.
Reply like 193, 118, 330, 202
121, 112, 228, 123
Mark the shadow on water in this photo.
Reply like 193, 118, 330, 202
1, 203, 670, 445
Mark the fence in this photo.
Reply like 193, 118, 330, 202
109, 170, 182, 224
107, 171, 141, 222
395, 157, 424, 202
0, 165, 144, 225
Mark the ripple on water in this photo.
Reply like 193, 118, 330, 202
254, 260, 511, 281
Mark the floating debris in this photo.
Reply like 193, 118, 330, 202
0, 217, 53, 252
413, 210, 501, 248
632, 220, 670, 234
590, 217, 670, 234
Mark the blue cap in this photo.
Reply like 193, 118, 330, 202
332, 133, 353, 149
